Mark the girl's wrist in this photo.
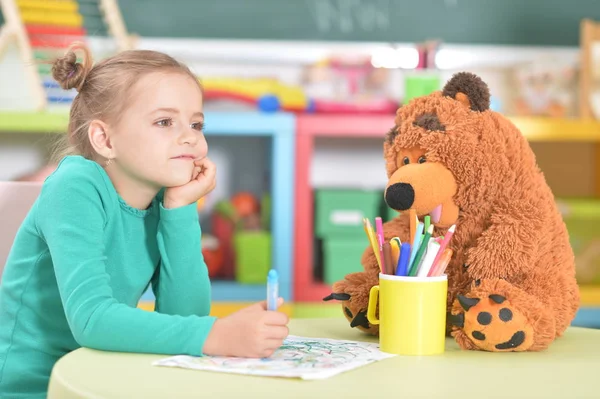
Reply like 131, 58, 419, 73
163, 198, 188, 209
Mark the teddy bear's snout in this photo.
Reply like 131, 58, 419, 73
385, 182, 415, 211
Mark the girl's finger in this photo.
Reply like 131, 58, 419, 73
192, 166, 202, 180
194, 157, 211, 167
201, 159, 216, 180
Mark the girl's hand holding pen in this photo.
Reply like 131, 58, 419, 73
203, 298, 289, 358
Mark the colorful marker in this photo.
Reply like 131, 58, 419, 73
432, 248, 453, 276
390, 237, 401, 272
375, 217, 385, 272
429, 224, 456, 276
267, 269, 279, 311
363, 218, 382, 272
417, 240, 440, 277
409, 224, 433, 276
396, 243, 411, 276
408, 222, 424, 271
424, 215, 431, 235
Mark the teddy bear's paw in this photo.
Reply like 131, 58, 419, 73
450, 292, 535, 352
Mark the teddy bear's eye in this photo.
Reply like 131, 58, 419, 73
344, 307, 353, 318
418, 156, 426, 164
402, 157, 410, 165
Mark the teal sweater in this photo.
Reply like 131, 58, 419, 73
0, 156, 216, 398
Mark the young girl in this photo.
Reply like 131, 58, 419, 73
0, 43, 289, 397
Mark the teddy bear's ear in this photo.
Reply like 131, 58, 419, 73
385, 125, 399, 145
442, 72, 490, 112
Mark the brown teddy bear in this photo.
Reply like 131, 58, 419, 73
324, 72, 580, 352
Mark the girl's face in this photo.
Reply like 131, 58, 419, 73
109, 71, 207, 189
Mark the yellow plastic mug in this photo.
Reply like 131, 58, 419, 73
367, 273, 448, 355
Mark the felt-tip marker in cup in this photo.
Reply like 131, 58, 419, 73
267, 269, 279, 311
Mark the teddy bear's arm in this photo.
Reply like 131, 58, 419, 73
465, 207, 538, 280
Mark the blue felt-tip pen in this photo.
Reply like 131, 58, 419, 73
267, 269, 279, 311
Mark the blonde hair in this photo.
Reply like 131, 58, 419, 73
51, 42, 201, 162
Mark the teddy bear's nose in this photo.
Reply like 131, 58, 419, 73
385, 183, 415, 211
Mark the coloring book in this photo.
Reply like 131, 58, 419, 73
153, 335, 394, 380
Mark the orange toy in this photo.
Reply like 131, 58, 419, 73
231, 192, 259, 218
201, 235, 223, 277
324, 72, 580, 352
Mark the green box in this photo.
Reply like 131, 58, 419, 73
404, 74, 441, 104
557, 199, 600, 284
323, 237, 369, 285
315, 189, 382, 238
234, 232, 271, 284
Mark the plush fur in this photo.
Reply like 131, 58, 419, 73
324, 72, 580, 352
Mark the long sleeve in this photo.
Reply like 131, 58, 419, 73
36, 172, 216, 356
152, 202, 212, 317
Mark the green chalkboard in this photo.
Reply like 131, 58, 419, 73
1, 0, 599, 46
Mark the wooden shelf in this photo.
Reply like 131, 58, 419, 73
580, 285, 600, 306
2, 112, 600, 142
510, 117, 600, 142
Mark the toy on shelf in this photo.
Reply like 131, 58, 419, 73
202, 77, 311, 113
231, 192, 261, 230
512, 60, 578, 118
201, 55, 399, 114
301, 56, 398, 114
202, 192, 272, 284
324, 72, 579, 352
580, 19, 600, 120
0, 0, 135, 110
200, 234, 223, 277
208, 200, 237, 279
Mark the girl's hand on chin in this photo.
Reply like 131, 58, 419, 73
164, 157, 216, 209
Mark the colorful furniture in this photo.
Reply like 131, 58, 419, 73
48, 318, 600, 398
0, 111, 295, 303
294, 114, 393, 301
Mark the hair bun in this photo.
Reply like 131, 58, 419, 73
51, 42, 93, 92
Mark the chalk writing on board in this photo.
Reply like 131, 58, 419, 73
308, 0, 391, 33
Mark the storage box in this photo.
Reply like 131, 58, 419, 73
557, 199, 600, 284
234, 231, 271, 284
315, 189, 382, 238
403, 74, 441, 104
323, 237, 369, 285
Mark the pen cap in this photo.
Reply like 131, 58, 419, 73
268, 269, 278, 283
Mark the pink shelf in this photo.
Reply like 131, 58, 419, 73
294, 114, 394, 301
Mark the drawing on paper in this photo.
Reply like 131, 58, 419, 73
153, 335, 394, 380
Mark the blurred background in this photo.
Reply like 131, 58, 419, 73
1, 0, 600, 327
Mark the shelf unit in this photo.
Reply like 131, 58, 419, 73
294, 114, 600, 302
0, 111, 296, 303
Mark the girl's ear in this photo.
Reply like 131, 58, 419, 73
88, 120, 114, 159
